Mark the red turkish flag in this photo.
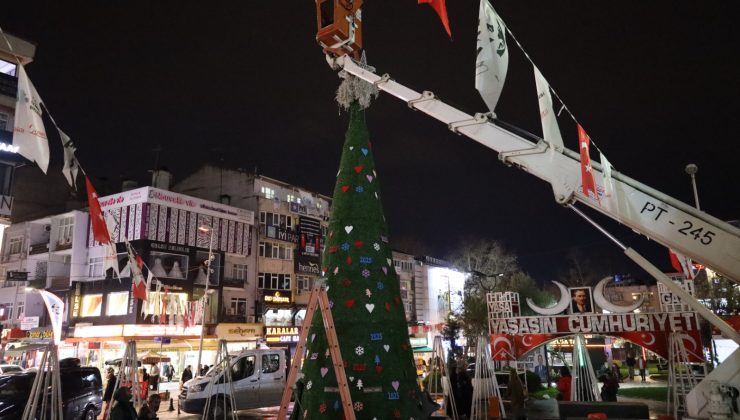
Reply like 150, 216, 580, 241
418, 0, 451, 37
669, 249, 696, 279
85, 176, 111, 244
578, 124, 599, 203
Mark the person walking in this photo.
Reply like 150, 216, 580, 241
102, 368, 116, 420
110, 387, 138, 420
181, 365, 193, 389
506, 368, 526, 419
165, 363, 174, 383
625, 353, 636, 381
557, 366, 572, 401
638, 356, 647, 382
149, 363, 160, 390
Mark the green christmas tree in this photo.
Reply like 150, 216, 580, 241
296, 101, 424, 419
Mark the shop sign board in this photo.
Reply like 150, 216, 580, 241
153, 336, 172, 344
6, 271, 27, 281
215, 323, 263, 340
27, 327, 53, 341
265, 326, 299, 343
263, 290, 292, 305
20, 316, 39, 330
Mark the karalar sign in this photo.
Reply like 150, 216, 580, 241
265, 327, 299, 343
489, 311, 698, 335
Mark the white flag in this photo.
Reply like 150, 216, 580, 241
534, 66, 564, 150
13, 65, 50, 173
475, 0, 509, 113
600, 152, 613, 197
37, 290, 64, 344
58, 128, 79, 189
103, 242, 120, 281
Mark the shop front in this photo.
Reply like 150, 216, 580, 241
68, 323, 217, 376
2, 327, 76, 369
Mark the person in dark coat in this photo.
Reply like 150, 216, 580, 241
110, 387, 138, 420
181, 365, 193, 389
138, 394, 161, 420
600, 371, 619, 402
506, 368, 526, 420
103, 368, 117, 420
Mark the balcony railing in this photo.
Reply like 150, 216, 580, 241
29, 243, 50, 255
222, 277, 246, 288
0, 73, 17, 98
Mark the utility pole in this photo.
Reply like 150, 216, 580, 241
195, 225, 215, 376
685, 163, 701, 211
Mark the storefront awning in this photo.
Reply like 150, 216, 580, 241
413, 346, 433, 353
5, 343, 50, 355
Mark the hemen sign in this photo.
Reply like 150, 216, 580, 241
489, 312, 698, 335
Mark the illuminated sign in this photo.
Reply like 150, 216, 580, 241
263, 290, 292, 305
0, 142, 19, 153
73, 324, 202, 338
265, 327, 299, 343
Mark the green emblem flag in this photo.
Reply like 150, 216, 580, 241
295, 102, 424, 419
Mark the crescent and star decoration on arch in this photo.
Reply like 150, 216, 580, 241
492, 276, 703, 362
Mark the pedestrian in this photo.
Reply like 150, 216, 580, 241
506, 368, 526, 419
626, 353, 636, 380
110, 387, 138, 420
103, 368, 116, 420
638, 356, 647, 382
452, 364, 473, 419
181, 365, 193, 388
138, 393, 162, 420
149, 363, 160, 390
557, 366, 572, 401
600, 371, 619, 402
166, 363, 174, 383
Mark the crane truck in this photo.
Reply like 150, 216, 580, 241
314, 2, 740, 418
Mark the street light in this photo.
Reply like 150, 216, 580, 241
685, 163, 701, 211
195, 225, 215, 377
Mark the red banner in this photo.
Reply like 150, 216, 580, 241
491, 311, 703, 362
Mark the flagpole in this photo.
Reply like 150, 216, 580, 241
195, 225, 215, 377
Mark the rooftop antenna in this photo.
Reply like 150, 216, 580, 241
152, 145, 162, 186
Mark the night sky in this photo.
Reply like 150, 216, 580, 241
2, 2, 739, 283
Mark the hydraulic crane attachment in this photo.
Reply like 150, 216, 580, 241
315, 0, 363, 57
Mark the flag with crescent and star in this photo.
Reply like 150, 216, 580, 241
578, 124, 599, 203
85, 176, 111, 244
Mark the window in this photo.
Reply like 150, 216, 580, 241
286, 194, 301, 204
106, 291, 129, 316
88, 257, 104, 278
258, 273, 291, 290
57, 217, 74, 244
0, 112, 8, 131
7, 237, 22, 255
261, 186, 275, 199
232, 264, 247, 280
81, 294, 103, 317
262, 354, 280, 374
231, 355, 256, 381
15, 301, 24, 320
259, 242, 292, 260
297, 276, 311, 291
230, 297, 247, 315
0, 59, 16, 76
259, 212, 292, 229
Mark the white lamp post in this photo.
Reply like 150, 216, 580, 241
685, 163, 701, 211
195, 225, 215, 377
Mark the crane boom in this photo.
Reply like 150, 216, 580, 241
330, 55, 740, 281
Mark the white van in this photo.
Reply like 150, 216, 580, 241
179, 348, 287, 415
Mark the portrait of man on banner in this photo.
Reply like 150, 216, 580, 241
569, 287, 593, 314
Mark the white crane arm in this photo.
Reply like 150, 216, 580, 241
333, 55, 740, 281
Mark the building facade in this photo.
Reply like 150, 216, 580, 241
174, 165, 331, 354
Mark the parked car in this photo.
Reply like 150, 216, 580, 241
0, 365, 22, 375
0, 366, 102, 420
179, 347, 286, 417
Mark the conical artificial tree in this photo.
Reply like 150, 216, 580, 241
296, 99, 424, 419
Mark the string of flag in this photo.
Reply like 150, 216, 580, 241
474, 0, 613, 203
